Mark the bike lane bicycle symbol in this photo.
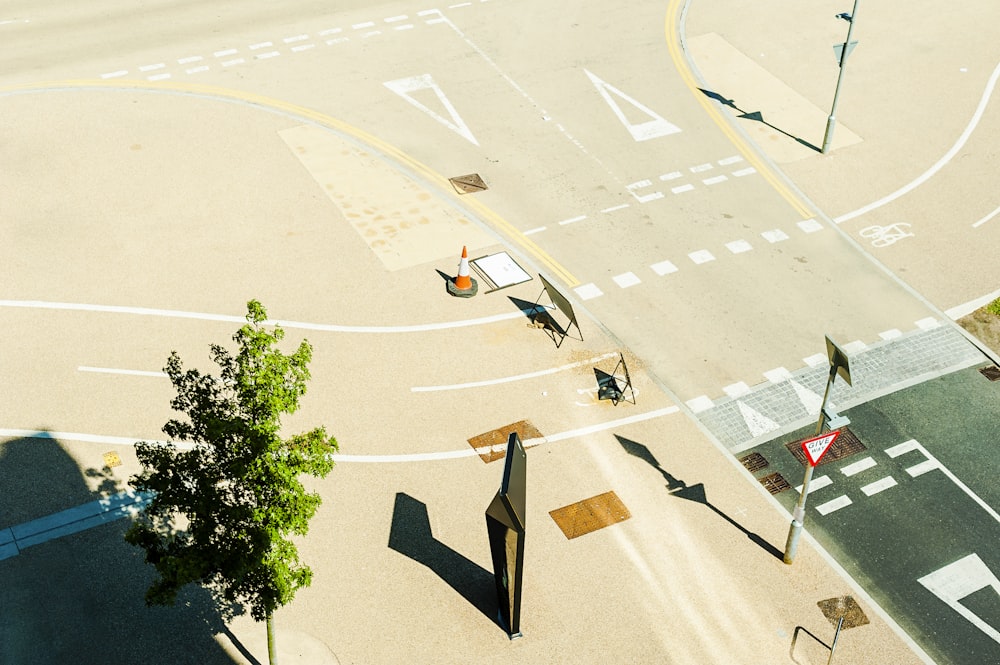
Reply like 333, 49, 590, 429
859, 223, 914, 247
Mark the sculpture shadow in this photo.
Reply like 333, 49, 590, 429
616, 435, 783, 561
388, 492, 497, 624
699, 88, 822, 153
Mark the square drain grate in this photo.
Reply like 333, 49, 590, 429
980, 365, 1000, 381
449, 173, 488, 194
759, 473, 791, 494
549, 491, 631, 539
468, 420, 541, 463
739, 452, 769, 473
786, 427, 866, 467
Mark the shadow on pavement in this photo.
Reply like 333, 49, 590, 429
698, 88, 822, 153
387, 492, 497, 625
0, 432, 247, 665
616, 435, 784, 561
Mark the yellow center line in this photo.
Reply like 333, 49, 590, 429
2, 78, 580, 287
665, 1, 814, 220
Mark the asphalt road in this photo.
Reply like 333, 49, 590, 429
742, 364, 1000, 665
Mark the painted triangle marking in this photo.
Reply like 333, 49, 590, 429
737, 401, 781, 438
584, 69, 682, 141
384, 74, 479, 145
790, 379, 824, 415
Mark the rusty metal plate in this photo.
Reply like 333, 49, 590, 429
468, 420, 542, 463
549, 491, 631, 540
980, 365, 1000, 381
759, 472, 791, 494
786, 427, 866, 467
102, 451, 122, 468
817, 595, 870, 629
449, 173, 487, 194
740, 452, 769, 473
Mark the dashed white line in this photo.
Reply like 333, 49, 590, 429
249, 41, 273, 50
797, 219, 824, 233
671, 184, 695, 194
601, 204, 630, 214
385, 15, 409, 22
795, 474, 832, 494
138, 63, 165, 72
186, 66, 209, 74
78, 366, 167, 378
688, 250, 715, 264
523, 226, 547, 235
690, 163, 713, 173
612, 272, 641, 288
450, 2, 473, 7
816, 495, 853, 515
147, 73, 171, 81
703, 175, 728, 186
723, 382, 750, 398
283, 34, 308, 43
659, 171, 683, 181
256, 51, 281, 59
361, 31, 382, 38
732, 167, 757, 177
352, 21, 375, 29
394, 24, 415, 30
841, 456, 877, 477
100, 70, 128, 79
726, 240, 752, 254
718, 155, 743, 166
761, 229, 790, 243
222, 58, 245, 67
319, 28, 342, 36
558, 215, 586, 226
861, 476, 898, 496
906, 459, 938, 477
213, 49, 238, 57
803, 353, 827, 368
291, 44, 315, 52
686, 396, 715, 413
879, 328, 903, 340
326, 38, 349, 45
650, 260, 678, 276
177, 56, 202, 64
574, 283, 604, 300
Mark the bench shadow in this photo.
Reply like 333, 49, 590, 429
616, 435, 783, 561
387, 492, 497, 625
699, 88, 822, 154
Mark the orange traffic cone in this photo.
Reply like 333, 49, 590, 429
447, 246, 478, 298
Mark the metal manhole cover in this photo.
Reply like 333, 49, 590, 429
980, 365, 1000, 381
786, 427, 866, 467
739, 452, 769, 473
102, 451, 122, 468
759, 473, 791, 494
468, 420, 541, 463
549, 491, 631, 539
449, 173, 488, 194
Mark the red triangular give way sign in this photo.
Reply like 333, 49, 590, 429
801, 431, 841, 467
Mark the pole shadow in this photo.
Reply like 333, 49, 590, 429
387, 492, 497, 624
616, 435, 783, 561
699, 88, 822, 153
790, 625, 832, 664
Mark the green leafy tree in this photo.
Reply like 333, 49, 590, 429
125, 300, 337, 665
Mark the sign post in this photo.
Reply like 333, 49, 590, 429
784, 336, 852, 564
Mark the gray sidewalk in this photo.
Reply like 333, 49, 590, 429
696, 322, 988, 452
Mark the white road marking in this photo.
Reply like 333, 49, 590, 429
186, 66, 209, 74
724, 382, 751, 398
879, 328, 903, 340
318, 28, 342, 36
718, 155, 743, 166
690, 163, 713, 173
574, 283, 604, 300
835, 60, 1000, 224
147, 73, 171, 81
177, 56, 202, 64
613, 272, 641, 288
703, 175, 728, 186
946, 288, 1000, 319
797, 219, 824, 233
844, 340, 867, 353
671, 184, 695, 194
558, 215, 586, 226
325, 38, 349, 45
361, 31, 381, 38
659, 171, 682, 181
737, 401, 780, 437
385, 15, 409, 23
249, 41, 273, 49
352, 21, 375, 29
972, 204, 1000, 228
686, 396, 714, 413
802, 353, 827, 368
601, 203, 630, 213
915, 317, 940, 330
795, 474, 832, 494
383, 74, 478, 145
256, 51, 281, 59
763, 367, 792, 383
841, 456, 877, 477
732, 167, 757, 177
214, 48, 238, 57
0, 300, 547, 334
725, 240, 752, 254
139, 63, 165, 72
918, 553, 1000, 647
333, 406, 681, 462
0, 429, 180, 449
79, 366, 167, 378
861, 476, 898, 496
394, 24, 415, 31
291, 44, 315, 53
584, 69, 682, 141
100, 70, 128, 79
411, 353, 618, 392
761, 229, 789, 243
283, 35, 308, 43
650, 260, 678, 276
790, 379, 823, 414
449, 2, 472, 7
222, 58, 245, 66
523, 226, 547, 235
906, 460, 938, 477
816, 495, 853, 515
688, 250, 715, 264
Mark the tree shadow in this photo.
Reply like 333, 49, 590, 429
0, 431, 247, 664
699, 88, 822, 153
615, 435, 783, 561
387, 492, 497, 625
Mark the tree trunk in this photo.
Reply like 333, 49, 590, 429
267, 611, 277, 665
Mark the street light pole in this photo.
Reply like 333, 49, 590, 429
821, 0, 860, 154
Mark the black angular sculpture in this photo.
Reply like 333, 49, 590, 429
485, 432, 526, 638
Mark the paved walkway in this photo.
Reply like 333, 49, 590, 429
695, 322, 988, 452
